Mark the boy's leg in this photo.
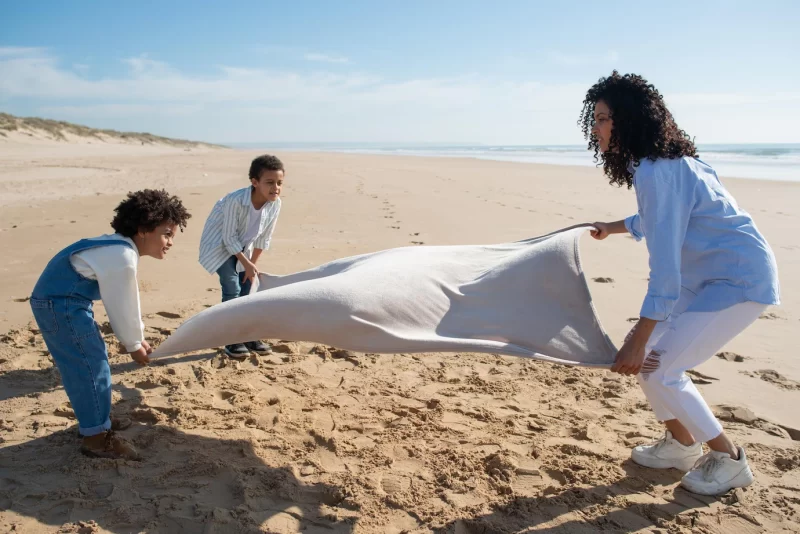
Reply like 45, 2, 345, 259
217, 256, 242, 303
239, 271, 252, 297
32, 299, 112, 436
215, 256, 251, 356
238, 272, 272, 354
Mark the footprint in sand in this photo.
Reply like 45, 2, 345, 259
410, 241, 425, 245
155, 311, 182, 319
759, 312, 783, 320
592, 277, 614, 283
717, 351, 745, 363
754, 369, 800, 391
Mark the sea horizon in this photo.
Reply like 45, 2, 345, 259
225, 142, 800, 182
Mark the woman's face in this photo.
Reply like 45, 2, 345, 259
592, 100, 613, 153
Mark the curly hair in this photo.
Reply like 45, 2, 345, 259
578, 71, 697, 188
249, 154, 284, 181
111, 189, 191, 237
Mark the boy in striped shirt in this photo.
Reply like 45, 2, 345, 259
198, 154, 284, 358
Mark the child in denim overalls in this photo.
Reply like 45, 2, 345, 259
29, 189, 191, 460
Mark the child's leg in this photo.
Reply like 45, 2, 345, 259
239, 271, 252, 297
31, 298, 112, 436
216, 256, 242, 303
637, 301, 767, 446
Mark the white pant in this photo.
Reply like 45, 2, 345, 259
636, 289, 766, 443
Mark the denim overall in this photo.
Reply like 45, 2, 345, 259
30, 238, 134, 436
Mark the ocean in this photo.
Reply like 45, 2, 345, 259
229, 143, 800, 182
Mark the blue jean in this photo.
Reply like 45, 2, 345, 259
216, 255, 252, 303
30, 297, 112, 436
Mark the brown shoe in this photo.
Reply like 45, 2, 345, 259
111, 416, 132, 431
80, 430, 141, 461
75, 416, 132, 437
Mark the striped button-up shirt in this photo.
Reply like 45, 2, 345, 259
198, 186, 282, 274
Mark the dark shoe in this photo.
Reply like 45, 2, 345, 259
80, 430, 141, 461
224, 343, 250, 359
245, 340, 272, 355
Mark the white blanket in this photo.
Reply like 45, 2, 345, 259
153, 226, 617, 366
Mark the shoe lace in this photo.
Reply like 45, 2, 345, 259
104, 430, 117, 451
692, 452, 725, 481
650, 432, 670, 453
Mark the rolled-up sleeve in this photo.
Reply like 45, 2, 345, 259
221, 197, 244, 256
637, 176, 691, 321
624, 213, 643, 241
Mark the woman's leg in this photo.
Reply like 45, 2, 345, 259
637, 301, 766, 447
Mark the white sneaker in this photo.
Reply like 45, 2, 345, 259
680, 447, 754, 496
631, 431, 703, 472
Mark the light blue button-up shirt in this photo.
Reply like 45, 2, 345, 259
624, 157, 780, 321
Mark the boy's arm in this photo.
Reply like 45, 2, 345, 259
251, 203, 280, 264
221, 196, 245, 257
80, 246, 145, 352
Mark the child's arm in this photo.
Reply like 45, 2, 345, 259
77, 245, 146, 354
251, 203, 280, 265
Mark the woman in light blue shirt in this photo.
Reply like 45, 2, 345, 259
581, 71, 780, 496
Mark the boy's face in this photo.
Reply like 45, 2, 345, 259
138, 222, 178, 260
251, 170, 283, 202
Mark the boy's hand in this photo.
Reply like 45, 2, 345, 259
590, 222, 611, 240
130, 346, 151, 366
243, 261, 259, 284
141, 340, 153, 354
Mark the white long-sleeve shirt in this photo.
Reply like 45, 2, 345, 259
70, 234, 145, 352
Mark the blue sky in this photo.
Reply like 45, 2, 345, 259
2, 1, 799, 144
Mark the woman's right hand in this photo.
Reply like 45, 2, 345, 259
590, 222, 611, 240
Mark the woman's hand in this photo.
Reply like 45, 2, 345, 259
611, 317, 658, 375
590, 222, 611, 240
611, 338, 646, 375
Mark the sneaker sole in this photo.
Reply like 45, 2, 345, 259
631, 452, 700, 472
680, 467, 754, 496
223, 349, 250, 360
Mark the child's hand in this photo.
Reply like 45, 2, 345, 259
243, 261, 259, 284
141, 340, 153, 355
130, 346, 151, 366
590, 222, 611, 240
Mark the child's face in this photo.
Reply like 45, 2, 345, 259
138, 222, 178, 260
251, 170, 283, 202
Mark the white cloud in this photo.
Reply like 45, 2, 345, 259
304, 52, 349, 64
2, 47, 797, 143
0, 46, 44, 57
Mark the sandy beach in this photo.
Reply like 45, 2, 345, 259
1, 135, 799, 533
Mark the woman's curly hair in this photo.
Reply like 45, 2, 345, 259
578, 71, 697, 188
111, 189, 191, 237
